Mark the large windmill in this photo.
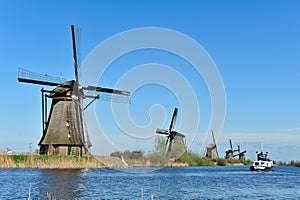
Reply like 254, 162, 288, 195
156, 108, 186, 158
18, 25, 130, 156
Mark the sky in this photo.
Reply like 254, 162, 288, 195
0, 0, 299, 162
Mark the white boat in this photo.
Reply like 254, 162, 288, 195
250, 151, 273, 171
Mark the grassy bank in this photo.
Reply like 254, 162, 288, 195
176, 152, 215, 166
176, 152, 251, 166
0, 154, 105, 169
0, 152, 253, 169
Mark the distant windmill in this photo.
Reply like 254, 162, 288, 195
225, 139, 235, 159
18, 25, 130, 156
205, 130, 219, 160
156, 108, 186, 157
225, 139, 246, 161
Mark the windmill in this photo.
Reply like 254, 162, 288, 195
205, 130, 219, 160
18, 25, 130, 156
225, 139, 246, 161
156, 108, 186, 158
225, 139, 235, 159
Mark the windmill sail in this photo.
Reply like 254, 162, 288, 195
71, 25, 79, 84
71, 24, 89, 154
18, 68, 65, 86
169, 108, 178, 132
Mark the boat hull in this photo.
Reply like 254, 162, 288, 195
250, 159, 273, 171
250, 166, 272, 171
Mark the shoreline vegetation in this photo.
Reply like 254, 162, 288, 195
0, 153, 105, 169
1, 151, 299, 169
0, 153, 244, 169
2, 136, 298, 169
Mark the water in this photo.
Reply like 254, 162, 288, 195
0, 166, 299, 199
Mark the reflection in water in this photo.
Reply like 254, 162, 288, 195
38, 169, 88, 199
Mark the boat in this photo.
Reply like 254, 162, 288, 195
250, 150, 273, 171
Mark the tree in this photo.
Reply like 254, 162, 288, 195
148, 136, 169, 166
154, 135, 167, 154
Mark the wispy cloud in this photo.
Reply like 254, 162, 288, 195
275, 127, 300, 132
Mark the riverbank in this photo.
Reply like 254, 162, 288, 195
0, 154, 249, 169
0, 154, 105, 169
0, 154, 192, 168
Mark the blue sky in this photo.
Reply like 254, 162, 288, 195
0, 0, 299, 161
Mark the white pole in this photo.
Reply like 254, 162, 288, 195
28, 183, 31, 200
140, 186, 144, 200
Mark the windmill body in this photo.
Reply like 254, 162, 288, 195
38, 81, 92, 155
205, 131, 219, 160
156, 108, 186, 158
205, 144, 217, 160
18, 25, 130, 156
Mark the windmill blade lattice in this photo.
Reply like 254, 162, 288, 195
18, 68, 66, 86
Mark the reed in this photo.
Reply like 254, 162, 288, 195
0, 154, 105, 169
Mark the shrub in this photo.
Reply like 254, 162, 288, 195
243, 159, 252, 165
176, 152, 215, 166
197, 157, 215, 166
288, 160, 300, 167
177, 152, 198, 166
216, 158, 227, 166
148, 152, 169, 166
290, 160, 295, 166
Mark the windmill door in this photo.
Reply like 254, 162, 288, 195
68, 146, 72, 155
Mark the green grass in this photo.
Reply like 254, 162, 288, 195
33, 155, 81, 161
11, 155, 28, 164
176, 152, 215, 166
243, 159, 252, 166
216, 158, 227, 166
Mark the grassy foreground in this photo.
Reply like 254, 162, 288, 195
0, 154, 105, 169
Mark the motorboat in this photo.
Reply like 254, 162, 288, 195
250, 151, 273, 171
